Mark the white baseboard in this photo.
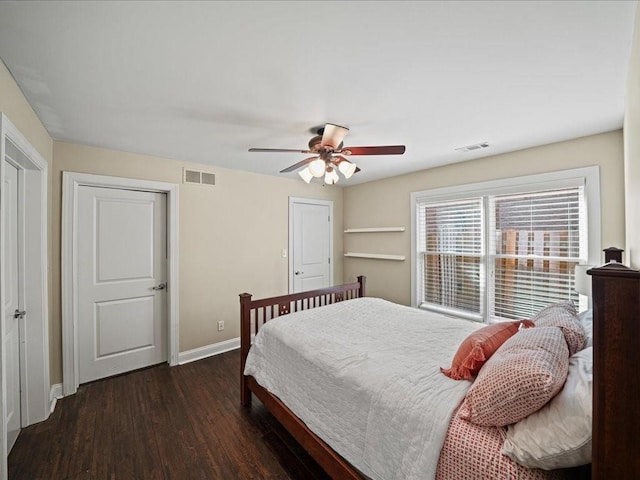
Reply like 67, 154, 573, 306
49, 383, 63, 413
178, 337, 240, 365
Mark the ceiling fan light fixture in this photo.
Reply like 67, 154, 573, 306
248, 123, 406, 184
324, 169, 339, 185
298, 166, 313, 184
338, 160, 357, 179
309, 158, 326, 178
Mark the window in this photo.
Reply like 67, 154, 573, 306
419, 198, 484, 320
411, 167, 599, 323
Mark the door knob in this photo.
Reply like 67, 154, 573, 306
295, 271, 304, 275
152, 282, 167, 290
14, 309, 26, 319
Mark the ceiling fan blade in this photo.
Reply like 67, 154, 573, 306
279, 156, 318, 173
249, 148, 313, 153
321, 123, 349, 149
341, 145, 406, 156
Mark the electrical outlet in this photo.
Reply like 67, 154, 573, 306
217, 320, 224, 331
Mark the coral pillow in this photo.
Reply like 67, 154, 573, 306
441, 320, 535, 380
532, 301, 585, 354
458, 326, 569, 427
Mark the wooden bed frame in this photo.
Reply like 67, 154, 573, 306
239, 257, 639, 479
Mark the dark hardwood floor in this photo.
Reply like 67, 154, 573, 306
8, 350, 330, 480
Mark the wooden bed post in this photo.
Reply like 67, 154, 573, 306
239, 292, 252, 406
357, 275, 366, 298
589, 257, 640, 479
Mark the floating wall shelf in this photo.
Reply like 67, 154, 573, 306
343, 227, 405, 233
343, 252, 406, 261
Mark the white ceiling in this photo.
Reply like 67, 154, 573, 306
0, 1, 636, 185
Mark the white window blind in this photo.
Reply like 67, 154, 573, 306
488, 187, 586, 320
417, 198, 484, 320
414, 177, 590, 323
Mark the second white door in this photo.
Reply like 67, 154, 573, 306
77, 186, 167, 384
4, 160, 21, 452
291, 200, 332, 292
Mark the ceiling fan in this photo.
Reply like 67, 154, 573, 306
248, 123, 405, 184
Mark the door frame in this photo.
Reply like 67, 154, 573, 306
62, 172, 179, 396
288, 197, 334, 293
0, 113, 50, 476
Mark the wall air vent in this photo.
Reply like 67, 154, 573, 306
455, 142, 490, 153
201, 172, 216, 186
183, 168, 216, 186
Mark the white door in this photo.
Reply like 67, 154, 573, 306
291, 200, 332, 292
4, 161, 21, 452
77, 186, 167, 384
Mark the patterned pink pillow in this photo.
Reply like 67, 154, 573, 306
532, 301, 585, 355
459, 327, 569, 427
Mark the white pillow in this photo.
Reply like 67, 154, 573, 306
578, 309, 593, 348
502, 347, 592, 470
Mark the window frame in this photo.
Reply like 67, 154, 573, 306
410, 166, 601, 320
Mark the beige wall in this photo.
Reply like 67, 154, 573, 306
343, 130, 625, 305
625, 4, 640, 269
0, 60, 55, 381
50, 142, 343, 384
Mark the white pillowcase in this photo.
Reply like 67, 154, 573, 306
502, 347, 592, 470
578, 309, 593, 348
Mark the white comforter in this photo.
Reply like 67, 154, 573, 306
244, 297, 482, 480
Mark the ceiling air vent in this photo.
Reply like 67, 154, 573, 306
183, 168, 216, 186
455, 142, 489, 153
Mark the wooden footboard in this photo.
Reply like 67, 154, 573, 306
239, 275, 365, 406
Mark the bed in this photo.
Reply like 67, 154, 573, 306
239, 254, 639, 479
